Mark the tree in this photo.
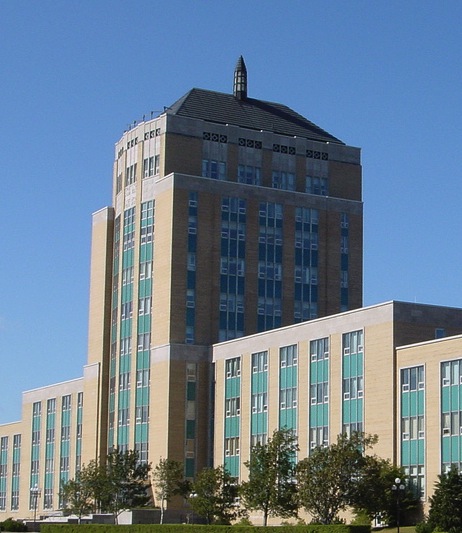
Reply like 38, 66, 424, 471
61, 449, 151, 522
151, 458, 186, 524
189, 465, 242, 524
104, 449, 152, 521
240, 428, 299, 526
352, 457, 417, 525
296, 432, 377, 524
428, 466, 462, 533
60, 471, 94, 522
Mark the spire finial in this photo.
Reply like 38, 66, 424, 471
233, 55, 247, 100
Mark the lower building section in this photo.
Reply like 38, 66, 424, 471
3, 301, 462, 519
213, 301, 462, 517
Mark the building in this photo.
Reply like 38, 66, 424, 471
212, 300, 462, 518
88, 54, 363, 478
1, 58, 460, 522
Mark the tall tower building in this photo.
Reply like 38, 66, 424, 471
87, 57, 363, 475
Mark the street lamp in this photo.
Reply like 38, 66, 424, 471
391, 477, 405, 533
30, 484, 41, 531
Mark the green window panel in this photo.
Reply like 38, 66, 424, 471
343, 357, 351, 378
108, 429, 114, 448
139, 243, 153, 261
185, 458, 195, 478
117, 426, 129, 445
122, 249, 134, 267
401, 440, 411, 464
187, 382, 196, 401
137, 316, 151, 333
451, 387, 460, 407
251, 374, 268, 394
401, 398, 410, 417
225, 378, 240, 398
224, 456, 239, 477
12, 478, 19, 491
251, 413, 268, 435
119, 355, 131, 372
225, 418, 240, 438
136, 352, 150, 369
45, 473, 53, 487
451, 437, 461, 462
186, 420, 196, 439
279, 408, 297, 431
135, 424, 149, 442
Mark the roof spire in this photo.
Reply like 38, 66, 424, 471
233, 55, 247, 100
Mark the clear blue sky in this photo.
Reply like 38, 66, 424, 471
1, 0, 462, 424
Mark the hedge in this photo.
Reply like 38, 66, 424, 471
41, 525, 371, 533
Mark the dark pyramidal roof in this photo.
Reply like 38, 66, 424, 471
167, 87, 344, 145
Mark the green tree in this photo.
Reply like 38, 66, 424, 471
240, 428, 299, 526
152, 458, 186, 524
189, 465, 241, 524
428, 466, 462, 533
352, 458, 417, 525
60, 470, 94, 521
61, 449, 151, 521
104, 449, 152, 521
296, 432, 377, 524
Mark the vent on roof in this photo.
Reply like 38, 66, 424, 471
233, 56, 247, 100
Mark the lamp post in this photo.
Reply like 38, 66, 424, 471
30, 484, 41, 531
391, 477, 405, 533
188, 492, 197, 524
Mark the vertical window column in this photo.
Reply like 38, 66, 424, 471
29, 401, 41, 509
135, 201, 154, 464
279, 345, 298, 432
185, 193, 198, 343
219, 197, 246, 341
0, 437, 8, 511
11, 435, 21, 511
75, 393, 83, 472
309, 338, 329, 452
118, 208, 136, 451
257, 203, 283, 332
251, 351, 268, 446
58, 395, 71, 506
108, 215, 121, 450
340, 213, 349, 312
294, 207, 318, 322
401, 365, 425, 498
44, 398, 56, 509
441, 360, 462, 475
342, 331, 364, 436
224, 357, 241, 477
185, 363, 198, 479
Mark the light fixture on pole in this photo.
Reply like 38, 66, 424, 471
30, 484, 41, 531
391, 477, 405, 533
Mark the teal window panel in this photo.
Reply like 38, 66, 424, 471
117, 426, 129, 445
401, 440, 410, 464
451, 387, 460, 408
401, 397, 410, 417
451, 437, 460, 461
76, 440, 81, 455
350, 354, 358, 376
225, 378, 240, 398
186, 420, 195, 439
119, 355, 131, 372
441, 437, 450, 463
140, 243, 153, 261
136, 352, 150, 369
224, 456, 239, 478
418, 441, 425, 464
409, 440, 418, 464
251, 375, 268, 393
135, 424, 149, 442
138, 278, 152, 295
108, 428, 114, 448
187, 382, 196, 401
12, 478, 19, 491
251, 413, 267, 434
280, 408, 296, 430
46, 443, 54, 455
45, 473, 53, 486
343, 357, 351, 378
138, 316, 151, 333
185, 458, 195, 478
417, 391, 425, 412
343, 402, 351, 423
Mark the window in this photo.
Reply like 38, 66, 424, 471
280, 345, 297, 367
225, 357, 241, 378
125, 163, 137, 185
238, 164, 261, 185
252, 351, 268, 373
272, 171, 295, 191
306, 175, 328, 195
202, 159, 227, 180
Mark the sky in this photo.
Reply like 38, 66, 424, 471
1, 0, 462, 425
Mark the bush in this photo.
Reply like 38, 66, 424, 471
0, 519, 28, 532
415, 520, 434, 533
